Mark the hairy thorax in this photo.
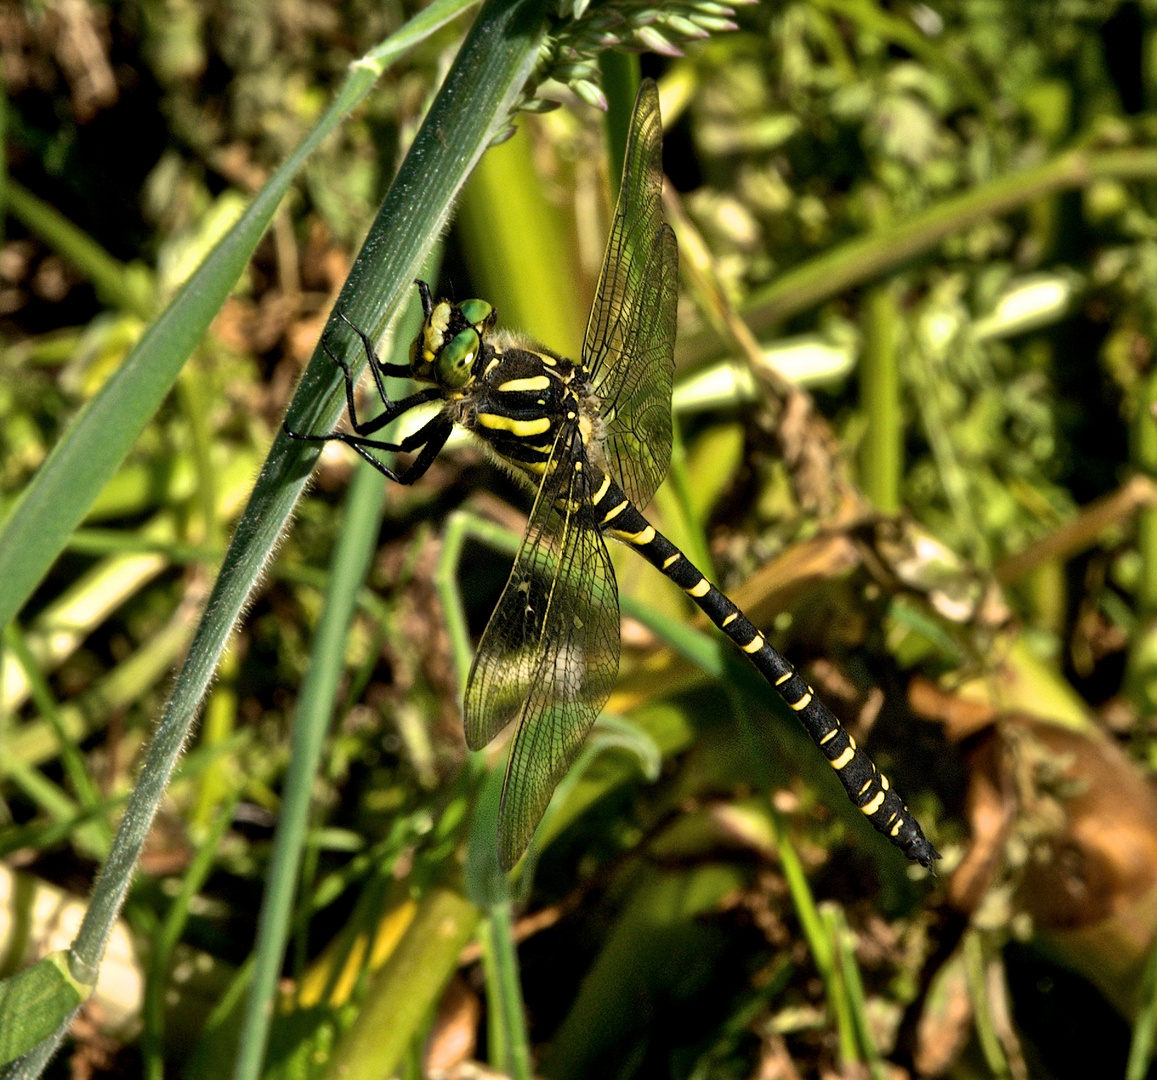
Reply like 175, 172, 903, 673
452, 332, 606, 488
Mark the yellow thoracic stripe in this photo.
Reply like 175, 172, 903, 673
476, 413, 552, 437
592, 474, 612, 505
497, 375, 552, 393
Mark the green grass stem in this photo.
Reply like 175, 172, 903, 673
5, 181, 155, 318
230, 447, 387, 1080
819, 903, 861, 1069
679, 146, 1157, 370
859, 282, 902, 514
1126, 923, 1157, 1080
826, 903, 885, 1078
141, 793, 240, 1080
600, 52, 641, 203
479, 904, 532, 1080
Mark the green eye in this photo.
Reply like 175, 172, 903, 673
437, 329, 479, 388
459, 299, 492, 327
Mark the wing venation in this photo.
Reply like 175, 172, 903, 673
464, 426, 620, 869
583, 79, 678, 509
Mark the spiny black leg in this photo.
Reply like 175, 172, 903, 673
284, 306, 440, 443
349, 388, 443, 437
334, 310, 411, 404
317, 318, 440, 437
283, 386, 441, 446
285, 411, 452, 485
337, 416, 453, 484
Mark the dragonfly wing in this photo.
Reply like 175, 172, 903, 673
584, 79, 679, 509
464, 426, 621, 869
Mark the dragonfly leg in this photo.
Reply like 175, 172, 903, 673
338, 416, 453, 484
334, 309, 412, 407
286, 412, 452, 486
319, 319, 440, 437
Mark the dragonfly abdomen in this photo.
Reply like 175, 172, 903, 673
590, 471, 939, 870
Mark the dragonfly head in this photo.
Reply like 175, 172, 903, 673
409, 280, 496, 391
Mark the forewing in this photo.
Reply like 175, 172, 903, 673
583, 79, 679, 509
464, 428, 621, 869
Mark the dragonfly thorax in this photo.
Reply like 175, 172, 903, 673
409, 279, 496, 391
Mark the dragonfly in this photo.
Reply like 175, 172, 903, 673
287, 80, 939, 873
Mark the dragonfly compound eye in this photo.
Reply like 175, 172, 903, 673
437, 328, 480, 388
458, 298, 493, 329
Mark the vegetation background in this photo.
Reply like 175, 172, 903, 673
6, 1, 1157, 1078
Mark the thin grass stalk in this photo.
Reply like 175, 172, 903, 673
2, 626, 100, 814
0, 791, 124, 860
4, 180, 154, 318
479, 904, 532, 1080
750, 720, 852, 1051
3, 607, 197, 772
818, 904, 860, 1069
1126, 924, 1157, 1080
963, 929, 1012, 1080
231, 456, 387, 1080
859, 282, 902, 514
670, 145, 1157, 371
2, 760, 77, 824
827, 904, 885, 1079
463, 757, 532, 1077
141, 792, 240, 1080
1133, 365, 1157, 618
599, 51, 641, 202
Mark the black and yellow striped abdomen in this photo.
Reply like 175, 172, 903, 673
588, 469, 939, 870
